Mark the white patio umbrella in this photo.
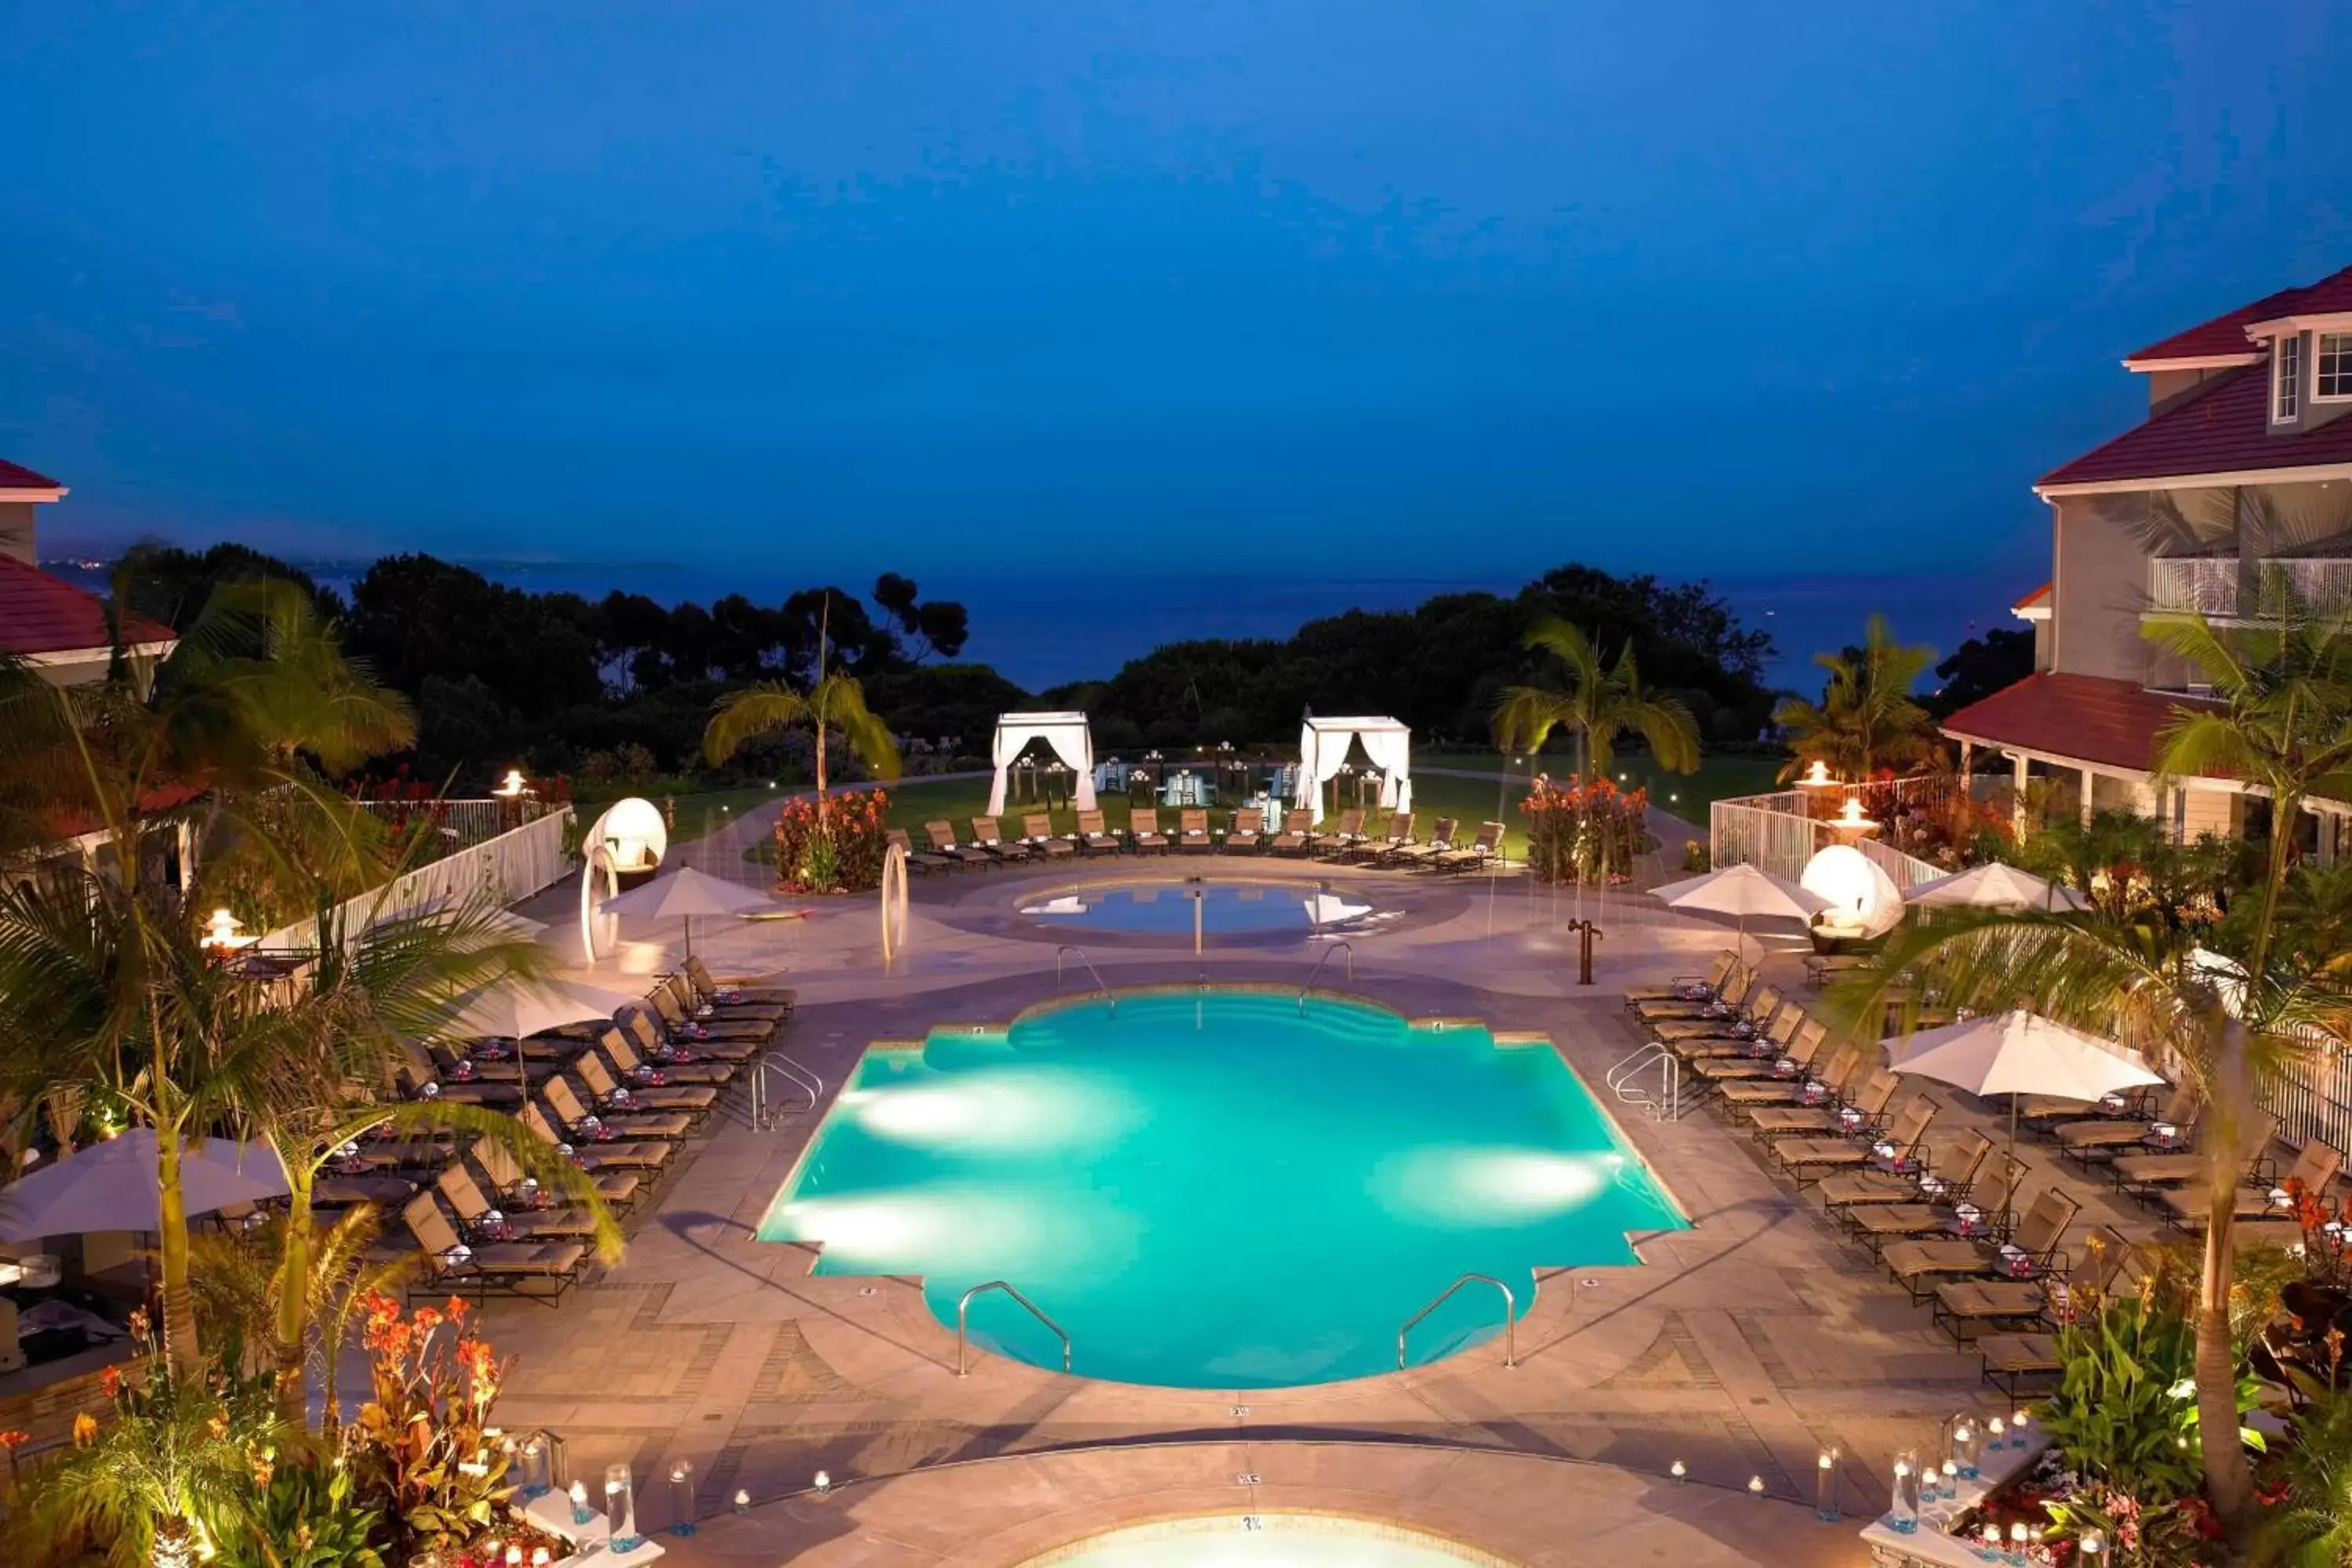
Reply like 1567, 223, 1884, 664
0, 1129, 289, 1243
1889, 1008, 2165, 1160
1907, 862, 2085, 913
1650, 862, 1831, 965
600, 865, 771, 957
445, 976, 648, 1096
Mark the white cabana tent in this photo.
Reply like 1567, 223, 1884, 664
1294, 716, 1412, 824
986, 712, 1098, 817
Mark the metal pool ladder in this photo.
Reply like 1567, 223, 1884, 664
956, 1280, 1072, 1376
1055, 946, 1114, 1010
1605, 1043, 1683, 1122
1398, 1272, 1516, 1370
746, 1052, 822, 1130
1298, 940, 1355, 1011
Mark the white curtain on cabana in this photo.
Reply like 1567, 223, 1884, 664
986, 711, 1098, 816
1292, 716, 1413, 824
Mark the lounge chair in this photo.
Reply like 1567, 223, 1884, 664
479, 1131, 641, 1212
314, 1166, 429, 1210
1882, 1187, 2080, 1305
437, 1163, 601, 1242
887, 826, 955, 875
1820, 1130, 1996, 1218
1022, 813, 1077, 858
573, 1049, 717, 1121
1843, 1154, 2027, 1257
1667, 996, 1803, 1062
401, 1192, 584, 1305
1933, 1225, 2142, 1346
1388, 818, 1456, 867
2020, 1083, 2159, 1132
1773, 1096, 1938, 1187
1685, 1011, 1826, 1084
2160, 1136, 2342, 1230
1129, 808, 1171, 854
1434, 822, 1504, 874
543, 1074, 696, 1143
681, 959, 794, 1018
2053, 1083, 2198, 1168
1269, 809, 1313, 855
1730, 1045, 1880, 1129
398, 1039, 521, 1107
969, 817, 1034, 864
2112, 1111, 2276, 1200
1075, 809, 1124, 854
1625, 950, 1740, 1010
1651, 981, 1780, 1043
510, 1107, 659, 1196
601, 1025, 735, 1087
638, 990, 768, 1054
924, 821, 992, 870
1308, 808, 1364, 858
1221, 808, 1265, 853
1177, 809, 1214, 854
1801, 952, 1871, 990
1635, 965, 1762, 1025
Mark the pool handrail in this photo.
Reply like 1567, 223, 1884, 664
747, 1051, 823, 1129
1397, 1272, 1516, 1370
1298, 941, 1356, 1011
1055, 946, 1115, 1010
956, 1279, 1073, 1376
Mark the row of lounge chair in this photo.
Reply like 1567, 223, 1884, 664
310, 956, 797, 1305
891, 811, 1504, 875
1624, 948, 2343, 1396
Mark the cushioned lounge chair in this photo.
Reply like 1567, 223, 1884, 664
1386, 817, 1454, 867
2160, 1137, 2342, 1230
574, 1051, 717, 1120
2052, 1084, 2198, 1167
543, 1075, 695, 1143
970, 817, 1034, 864
925, 821, 992, 869
1882, 1188, 2080, 1305
402, 1192, 584, 1305
497, 1117, 649, 1206
887, 827, 955, 875
1820, 1130, 1996, 1217
1932, 1224, 2141, 1345
1269, 809, 1313, 855
1730, 1046, 1878, 1129
437, 1163, 601, 1242
1434, 821, 1504, 874
399, 1039, 521, 1107
1075, 809, 1123, 854
639, 991, 768, 1055
1129, 808, 1171, 853
1774, 1096, 1938, 1186
1843, 1155, 2026, 1256
1307, 808, 1363, 858
1668, 997, 1802, 1061
601, 1025, 735, 1087
1635, 965, 1762, 1025
1221, 808, 1265, 852
1178, 809, 1214, 854
1685, 1011, 1823, 1083
1022, 813, 1077, 858
2112, 1112, 2276, 1198
1652, 982, 1782, 1044
1625, 950, 1740, 1010
679, 961, 794, 1018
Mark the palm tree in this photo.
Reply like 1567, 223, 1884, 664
702, 596, 901, 826
1833, 907, 2349, 1540
1491, 619, 1699, 782
1772, 614, 1940, 781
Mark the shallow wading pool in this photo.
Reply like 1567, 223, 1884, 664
1019, 1512, 1509, 1566
760, 990, 1685, 1388
1017, 879, 1391, 936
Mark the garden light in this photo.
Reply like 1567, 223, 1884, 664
1796, 759, 1836, 788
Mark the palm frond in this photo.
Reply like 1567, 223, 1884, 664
702, 681, 811, 765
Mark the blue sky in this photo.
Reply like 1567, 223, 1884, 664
3, 1, 2348, 591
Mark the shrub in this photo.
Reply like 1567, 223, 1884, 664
771, 789, 890, 892
1520, 775, 1653, 884
2040, 1293, 2259, 1506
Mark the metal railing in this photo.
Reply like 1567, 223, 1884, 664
1709, 790, 1944, 890
746, 1052, 822, 1130
2150, 557, 2352, 618
1398, 1272, 1517, 1370
1054, 946, 1113, 1010
1299, 941, 1356, 1011
956, 1280, 1072, 1376
1605, 1043, 1683, 1121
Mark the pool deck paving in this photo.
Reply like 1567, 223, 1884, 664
484, 840, 2153, 1564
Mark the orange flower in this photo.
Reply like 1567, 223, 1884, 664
100, 1366, 122, 1399
71, 1413, 97, 1446
0, 1431, 28, 1450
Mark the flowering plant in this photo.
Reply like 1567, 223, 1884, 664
772, 788, 889, 892
347, 1294, 515, 1555
1519, 775, 1652, 885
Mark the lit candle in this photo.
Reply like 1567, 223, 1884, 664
532, 1553, 550, 1568
1748, 1475, 1765, 1496
506, 1547, 523, 1567
812, 1468, 832, 1494
734, 1488, 751, 1514
569, 1479, 591, 1525
1668, 1458, 1686, 1483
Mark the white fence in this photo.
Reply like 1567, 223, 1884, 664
1709, 789, 1945, 889
258, 806, 575, 954
351, 797, 523, 845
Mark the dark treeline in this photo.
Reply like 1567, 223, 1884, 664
117, 546, 1779, 786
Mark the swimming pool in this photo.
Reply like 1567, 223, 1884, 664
760, 990, 1686, 1388
1022, 1512, 1506, 1566
1017, 880, 1388, 936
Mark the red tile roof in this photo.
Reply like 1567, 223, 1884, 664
2012, 583, 2051, 615
1940, 672, 2216, 773
0, 458, 65, 493
0, 555, 177, 657
2037, 363, 2352, 490
2124, 265, 2352, 365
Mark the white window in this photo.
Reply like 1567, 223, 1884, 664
2277, 334, 2303, 420
2319, 332, 2352, 401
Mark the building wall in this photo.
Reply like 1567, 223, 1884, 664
2051, 492, 2158, 683
0, 501, 35, 564
2180, 787, 2235, 842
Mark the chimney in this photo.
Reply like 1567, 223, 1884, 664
0, 460, 68, 564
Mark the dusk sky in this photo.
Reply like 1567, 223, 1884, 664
5, 3, 2349, 626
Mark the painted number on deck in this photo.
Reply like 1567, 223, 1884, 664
1241, 1515, 1265, 1531
1229, 1405, 1250, 1417
1236, 1472, 1260, 1486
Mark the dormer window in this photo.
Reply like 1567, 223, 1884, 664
2277, 335, 2303, 419
2320, 332, 2352, 401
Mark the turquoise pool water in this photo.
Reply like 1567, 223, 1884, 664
760, 991, 1686, 1388
1017, 880, 1385, 936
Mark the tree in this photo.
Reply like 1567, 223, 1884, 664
1926, 626, 2034, 717
702, 597, 902, 826
1773, 613, 1940, 779
1490, 618, 1700, 780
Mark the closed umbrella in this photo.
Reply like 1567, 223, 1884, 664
1650, 862, 1831, 965
1908, 862, 2085, 913
1889, 1008, 2165, 1160
0, 1130, 289, 1243
600, 866, 771, 958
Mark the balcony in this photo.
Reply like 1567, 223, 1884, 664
2147, 557, 2352, 619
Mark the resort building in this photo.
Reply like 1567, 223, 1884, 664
0, 458, 176, 688
1940, 264, 2352, 857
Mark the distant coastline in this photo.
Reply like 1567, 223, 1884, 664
46, 555, 2030, 695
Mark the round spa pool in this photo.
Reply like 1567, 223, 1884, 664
1021, 1513, 1508, 1567
1016, 879, 1388, 937
760, 990, 1686, 1388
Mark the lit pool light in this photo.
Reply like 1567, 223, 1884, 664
760, 991, 1685, 1388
